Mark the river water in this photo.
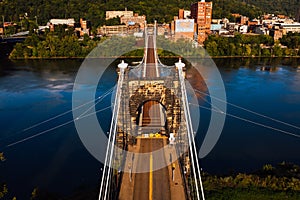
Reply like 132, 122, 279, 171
0, 58, 299, 198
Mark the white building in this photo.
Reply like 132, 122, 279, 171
106, 11, 133, 20
278, 23, 300, 33
183, 10, 191, 19
239, 25, 248, 33
254, 26, 269, 35
49, 18, 75, 26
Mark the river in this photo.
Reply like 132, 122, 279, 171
0, 57, 299, 198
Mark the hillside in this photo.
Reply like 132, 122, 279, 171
0, 0, 299, 28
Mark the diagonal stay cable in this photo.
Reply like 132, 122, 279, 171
190, 102, 300, 139
196, 93, 300, 138
0, 87, 114, 143
2, 105, 112, 150
194, 89, 300, 131
75, 86, 115, 120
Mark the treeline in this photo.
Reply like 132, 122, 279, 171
0, 0, 298, 29
204, 33, 300, 57
213, 0, 300, 20
9, 26, 100, 59
203, 162, 300, 200
246, 0, 300, 19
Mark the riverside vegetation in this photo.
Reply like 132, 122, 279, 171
204, 33, 300, 57
0, 0, 299, 27
9, 30, 300, 59
3, 0, 300, 59
203, 162, 300, 199
9, 26, 100, 59
1, 161, 299, 199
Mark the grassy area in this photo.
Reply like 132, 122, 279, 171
206, 188, 300, 200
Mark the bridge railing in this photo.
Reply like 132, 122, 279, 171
98, 62, 128, 200
176, 60, 205, 200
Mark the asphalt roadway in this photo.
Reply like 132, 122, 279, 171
133, 35, 171, 200
133, 138, 171, 200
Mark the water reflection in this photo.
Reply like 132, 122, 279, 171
0, 58, 299, 198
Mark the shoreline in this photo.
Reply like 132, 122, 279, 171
3, 55, 300, 60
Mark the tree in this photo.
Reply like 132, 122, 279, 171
205, 41, 218, 56
244, 44, 252, 56
228, 43, 236, 56
261, 48, 271, 57
273, 42, 283, 57
0, 153, 5, 162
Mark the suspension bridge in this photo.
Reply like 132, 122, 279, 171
1, 21, 300, 200
98, 23, 205, 200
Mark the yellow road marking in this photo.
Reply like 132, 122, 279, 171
149, 153, 153, 200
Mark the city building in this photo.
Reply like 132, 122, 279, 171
269, 27, 284, 41
179, 9, 185, 19
174, 19, 195, 40
49, 18, 75, 26
106, 10, 133, 20
157, 24, 170, 36
239, 25, 248, 34
239, 16, 249, 25
210, 24, 223, 32
178, 9, 191, 19
3, 22, 14, 27
120, 13, 146, 29
191, 0, 212, 44
254, 25, 269, 35
75, 18, 92, 36
277, 23, 300, 33
98, 25, 128, 36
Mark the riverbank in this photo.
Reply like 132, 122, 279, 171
203, 162, 300, 199
20, 162, 300, 200
3, 55, 300, 60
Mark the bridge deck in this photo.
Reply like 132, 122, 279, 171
118, 34, 186, 200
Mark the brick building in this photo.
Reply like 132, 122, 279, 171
191, 0, 212, 44
106, 10, 133, 20
120, 13, 146, 29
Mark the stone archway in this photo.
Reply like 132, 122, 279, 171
129, 83, 181, 134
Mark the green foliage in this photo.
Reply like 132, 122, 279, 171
0, 153, 5, 162
0, 184, 8, 199
30, 187, 38, 200
157, 36, 206, 57
280, 33, 300, 49
89, 35, 138, 57
105, 17, 122, 26
211, 0, 263, 19
206, 187, 300, 200
9, 31, 99, 59
203, 33, 300, 57
203, 162, 300, 200
263, 164, 275, 172
1, 0, 298, 29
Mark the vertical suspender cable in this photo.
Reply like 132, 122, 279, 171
176, 60, 205, 200
99, 62, 127, 200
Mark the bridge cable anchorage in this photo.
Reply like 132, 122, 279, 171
189, 96, 300, 138
194, 89, 300, 131
175, 59, 205, 200
3, 86, 114, 143
3, 105, 112, 149
98, 61, 128, 200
